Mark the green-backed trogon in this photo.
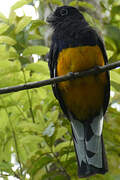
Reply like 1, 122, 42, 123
47, 6, 110, 178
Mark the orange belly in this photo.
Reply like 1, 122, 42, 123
57, 46, 107, 120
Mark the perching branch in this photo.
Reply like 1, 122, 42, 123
0, 61, 120, 95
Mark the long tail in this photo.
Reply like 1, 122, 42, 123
70, 112, 108, 178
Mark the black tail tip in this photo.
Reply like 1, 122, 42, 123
78, 161, 108, 178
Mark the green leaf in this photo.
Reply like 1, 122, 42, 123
29, 156, 53, 177
16, 31, 28, 45
21, 135, 43, 144
0, 60, 21, 76
111, 5, 120, 16
69, 1, 95, 10
104, 36, 117, 52
0, 45, 18, 61
55, 127, 68, 140
17, 122, 43, 134
0, 36, 16, 45
3, 24, 15, 36
26, 61, 49, 75
0, 45, 9, 60
11, 0, 32, 11
69, 1, 78, 6
23, 46, 49, 56
47, 0, 63, 6
49, 110, 59, 122
105, 25, 120, 51
54, 141, 71, 152
82, 12, 95, 26
9, 11, 16, 25
28, 34, 42, 40
0, 162, 13, 174
0, 72, 24, 87
107, 50, 114, 59
15, 16, 32, 34
52, 175, 68, 180
9, 47, 18, 59
0, 23, 9, 35
0, 109, 9, 129
30, 20, 46, 31
110, 70, 120, 84
0, 12, 8, 23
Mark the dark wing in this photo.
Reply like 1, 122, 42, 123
97, 34, 110, 115
48, 40, 69, 117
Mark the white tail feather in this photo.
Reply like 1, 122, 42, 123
70, 110, 104, 169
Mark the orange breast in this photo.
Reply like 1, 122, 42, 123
57, 46, 107, 120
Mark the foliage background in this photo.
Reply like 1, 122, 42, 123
0, 0, 120, 179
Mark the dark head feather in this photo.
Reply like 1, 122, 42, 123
47, 6, 88, 31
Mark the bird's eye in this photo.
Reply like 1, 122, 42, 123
60, 8, 68, 16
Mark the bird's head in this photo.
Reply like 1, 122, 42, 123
47, 6, 86, 30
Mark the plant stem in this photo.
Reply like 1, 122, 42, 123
22, 69, 35, 123
45, 166, 51, 180
51, 148, 70, 180
65, 138, 72, 162
0, 98, 23, 179
10, 97, 27, 120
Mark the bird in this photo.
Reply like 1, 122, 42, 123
47, 6, 110, 178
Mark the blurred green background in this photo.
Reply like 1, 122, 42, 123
0, 0, 120, 179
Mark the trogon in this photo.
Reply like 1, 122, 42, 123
47, 6, 110, 178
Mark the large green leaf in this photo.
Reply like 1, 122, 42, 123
111, 81, 120, 92
0, 60, 21, 76
0, 109, 9, 129
104, 36, 117, 52
28, 155, 53, 177
0, 73, 24, 88
9, 47, 18, 59
55, 127, 68, 140
0, 45, 18, 61
0, 36, 16, 45
110, 70, 120, 84
28, 34, 42, 40
9, 11, 16, 25
69, 1, 95, 10
52, 175, 68, 180
0, 12, 8, 23
54, 141, 72, 153
0, 162, 13, 174
0, 23, 9, 35
21, 135, 43, 145
17, 122, 43, 134
42, 173, 68, 180
23, 46, 49, 56
105, 25, 120, 51
0, 45, 9, 60
15, 16, 32, 34
47, 0, 63, 5
111, 5, 120, 16
26, 61, 49, 75
30, 20, 46, 31
11, 0, 32, 11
